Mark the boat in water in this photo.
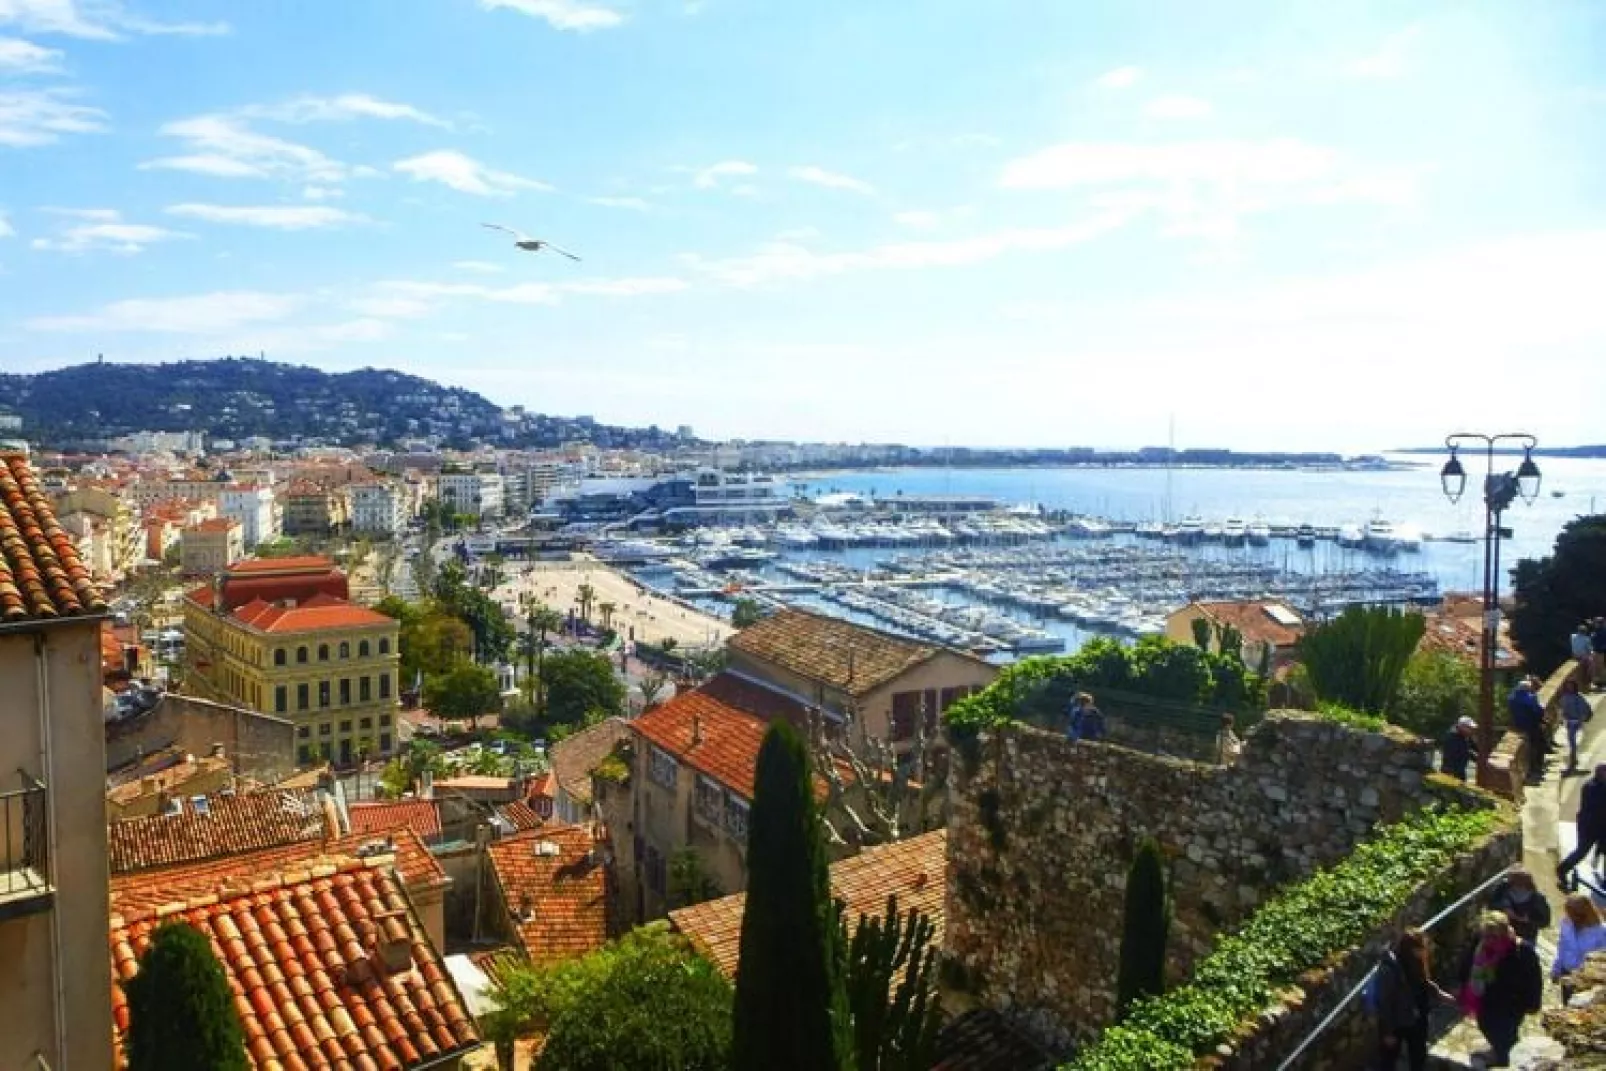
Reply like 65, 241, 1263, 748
1174, 516, 1205, 545
1295, 523, 1317, 547
1222, 518, 1247, 547
1246, 519, 1271, 546
1337, 523, 1365, 549
1364, 517, 1397, 555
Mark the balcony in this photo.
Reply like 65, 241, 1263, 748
0, 771, 53, 922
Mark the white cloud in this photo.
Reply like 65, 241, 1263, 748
788, 165, 875, 196
774, 226, 820, 241
1346, 25, 1422, 79
682, 211, 1131, 288
1095, 66, 1142, 89
301, 185, 342, 201
586, 195, 650, 211
241, 93, 449, 128
0, 210, 12, 237
347, 296, 432, 319
452, 260, 504, 274
0, 87, 105, 146
26, 289, 303, 333
143, 115, 349, 182
1145, 95, 1212, 120
478, 0, 624, 32
394, 150, 552, 196
692, 159, 757, 189
0, 0, 227, 39
166, 203, 362, 229
0, 34, 60, 72
31, 208, 188, 253
999, 139, 1338, 189
893, 210, 941, 230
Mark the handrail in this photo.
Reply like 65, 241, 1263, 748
1273, 863, 1518, 1071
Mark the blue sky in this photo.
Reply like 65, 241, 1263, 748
2, 0, 1604, 451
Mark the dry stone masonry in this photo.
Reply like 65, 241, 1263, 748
944, 711, 1481, 1050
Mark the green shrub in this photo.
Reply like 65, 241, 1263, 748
124, 921, 249, 1071
1393, 649, 1478, 739
1066, 805, 1501, 1069
1315, 701, 1388, 733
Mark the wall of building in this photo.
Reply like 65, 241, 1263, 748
105, 694, 297, 785
0, 622, 115, 1071
944, 713, 1452, 1049
625, 737, 749, 922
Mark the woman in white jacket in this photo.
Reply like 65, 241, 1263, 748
1552, 893, 1606, 1003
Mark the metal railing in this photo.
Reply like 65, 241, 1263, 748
1273, 863, 1517, 1071
1, 770, 51, 898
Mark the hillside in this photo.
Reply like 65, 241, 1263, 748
0, 358, 683, 451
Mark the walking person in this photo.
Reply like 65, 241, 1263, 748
1562, 677, 1594, 772
1558, 764, 1606, 890
1459, 912, 1544, 1068
1552, 894, 1606, 1004
1486, 869, 1552, 942
1215, 712, 1243, 765
1574, 624, 1596, 690
1080, 694, 1107, 741
1065, 691, 1089, 741
1374, 929, 1454, 1071
1508, 676, 1548, 781
1441, 716, 1480, 782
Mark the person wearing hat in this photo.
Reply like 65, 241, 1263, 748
1442, 716, 1480, 782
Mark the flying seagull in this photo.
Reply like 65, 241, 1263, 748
481, 223, 580, 261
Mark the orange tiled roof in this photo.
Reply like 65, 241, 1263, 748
631, 683, 773, 799
0, 451, 106, 621
548, 717, 630, 807
495, 799, 547, 833
111, 828, 447, 916
729, 608, 939, 697
108, 789, 330, 874
228, 555, 338, 573
231, 594, 395, 634
1187, 600, 1305, 650
1419, 593, 1522, 669
109, 855, 479, 1069
485, 825, 610, 963
348, 799, 442, 842
670, 829, 948, 978
189, 517, 241, 533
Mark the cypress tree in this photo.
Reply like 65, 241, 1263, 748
125, 921, 249, 1071
731, 721, 852, 1070
1116, 837, 1171, 1017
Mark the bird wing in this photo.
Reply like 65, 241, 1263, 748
481, 222, 530, 241
546, 244, 581, 261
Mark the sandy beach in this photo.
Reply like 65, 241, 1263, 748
495, 557, 733, 650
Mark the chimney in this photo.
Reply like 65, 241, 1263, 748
371, 910, 413, 974
210, 743, 226, 760
691, 714, 702, 746
420, 769, 434, 799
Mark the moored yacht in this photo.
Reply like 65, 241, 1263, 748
1337, 523, 1365, 549
1222, 518, 1247, 547
1364, 516, 1397, 554
1174, 516, 1206, 545
1295, 523, 1317, 547
1246, 519, 1271, 546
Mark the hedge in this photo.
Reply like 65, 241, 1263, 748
1065, 804, 1502, 1070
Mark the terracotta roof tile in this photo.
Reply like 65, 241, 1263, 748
1185, 600, 1305, 650
548, 717, 630, 807
729, 608, 938, 697
0, 451, 107, 622
109, 789, 330, 874
631, 683, 773, 799
111, 828, 447, 916
227, 555, 339, 574
485, 825, 610, 963
109, 855, 479, 1069
232, 597, 395, 634
348, 800, 442, 842
495, 799, 548, 833
670, 830, 946, 978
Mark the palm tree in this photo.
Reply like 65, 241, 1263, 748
638, 672, 671, 711
575, 582, 597, 625
598, 601, 617, 631
520, 598, 563, 719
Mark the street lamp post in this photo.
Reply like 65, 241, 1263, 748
1439, 433, 1542, 776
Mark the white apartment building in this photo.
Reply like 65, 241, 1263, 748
437, 471, 504, 519
219, 484, 280, 548
349, 482, 407, 538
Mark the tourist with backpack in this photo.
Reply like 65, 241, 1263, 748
1372, 929, 1453, 1070
1459, 912, 1544, 1067
1485, 869, 1552, 942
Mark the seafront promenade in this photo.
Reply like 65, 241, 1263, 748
494, 557, 734, 650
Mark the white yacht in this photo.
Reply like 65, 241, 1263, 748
1174, 516, 1206, 545
1364, 517, 1398, 554
1222, 518, 1247, 547
1337, 523, 1365, 549
1246, 519, 1271, 546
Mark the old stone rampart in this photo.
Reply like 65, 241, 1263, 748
944, 711, 1491, 1050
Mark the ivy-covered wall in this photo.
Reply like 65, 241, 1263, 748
943, 711, 1493, 1051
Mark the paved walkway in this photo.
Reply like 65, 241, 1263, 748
1425, 684, 1606, 1069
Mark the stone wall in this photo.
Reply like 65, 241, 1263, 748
944, 711, 1481, 1050
106, 694, 297, 785
1213, 822, 1518, 1069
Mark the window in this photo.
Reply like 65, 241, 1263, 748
297, 725, 309, 739
339, 678, 351, 705
319, 722, 331, 736
318, 644, 329, 662
319, 681, 330, 708
275, 685, 287, 713
339, 720, 352, 733
379, 733, 392, 752
643, 846, 666, 895
725, 795, 750, 841
359, 640, 371, 658
648, 746, 679, 790
298, 745, 311, 765
378, 674, 391, 699
379, 714, 391, 727
360, 676, 371, 702
890, 691, 921, 742
695, 775, 723, 826
297, 646, 308, 664
339, 641, 350, 659
274, 648, 286, 666
378, 638, 391, 655
297, 683, 310, 711
360, 716, 372, 729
